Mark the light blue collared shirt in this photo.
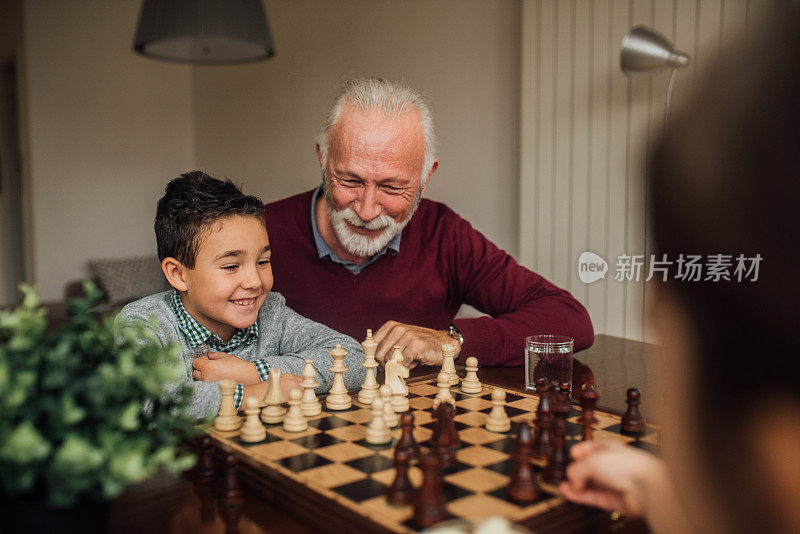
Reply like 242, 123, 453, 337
310, 185, 401, 274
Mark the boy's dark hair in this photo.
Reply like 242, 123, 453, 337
155, 170, 265, 268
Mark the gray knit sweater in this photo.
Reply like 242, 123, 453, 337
117, 291, 365, 418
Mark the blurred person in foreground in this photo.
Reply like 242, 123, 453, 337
560, 8, 800, 534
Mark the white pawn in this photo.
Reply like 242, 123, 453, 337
214, 379, 243, 432
358, 329, 381, 405
380, 385, 399, 428
461, 356, 482, 394
441, 344, 459, 386
300, 359, 322, 417
283, 388, 308, 432
261, 368, 286, 424
432, 371, 455, 410
326, 344, 352, 410
240, 396, 267, 443
366, 397, 392, 445
485, 387, 511, 433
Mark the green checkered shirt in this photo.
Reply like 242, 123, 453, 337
170, 290, 270, 408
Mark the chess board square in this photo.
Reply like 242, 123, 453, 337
411, 409, 434, 426
266, 425, 321, 441
250, 440, 308, 461
455, 397, 494, 411
481, 392, 523, 403
486, 485, 551, 507
441, 460, 472, 476
277, 451, 331, 472
289, 433, 343, 449
308, 416, 350, 431
602, 423, 653, 438
484, 458, 515, 476
408, 383, 440, 396
298, 463, 367, 489
507, 397, 539, 412
455, 445, 509, 467
372, 465, 424, 488
314, 442, 375, 463
326, 424, 368, 442
563, 421, 583, 437
482, 437, 515, 454
334, 408, 375, 424
346, 452, 395, 474
479, 406, 528, 419
458, 427, 506, 445
446, 493, 523, 522
442, 481, 472, 500
453, 410, 487, 427
445, 467, 509, 493
409, 396, 435, 411
361, 495, 413, 524
330, 477, 388, 502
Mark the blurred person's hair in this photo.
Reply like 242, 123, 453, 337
155, 171, 264, 268
650, 7, 800, 533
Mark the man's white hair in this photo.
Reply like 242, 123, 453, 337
316, 77, 437, 185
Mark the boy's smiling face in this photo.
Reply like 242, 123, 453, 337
169, 215, 272, 342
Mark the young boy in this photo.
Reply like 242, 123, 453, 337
117, 171, 365, 418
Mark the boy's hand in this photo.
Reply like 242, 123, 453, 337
192, 352, 260, 384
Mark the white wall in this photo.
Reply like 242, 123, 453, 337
192, 0, 521, 256
22, 0, 195, 301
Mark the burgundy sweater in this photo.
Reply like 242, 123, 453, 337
264, 190, 593, 366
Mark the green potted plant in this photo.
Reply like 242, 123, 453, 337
0, 283, 198, 533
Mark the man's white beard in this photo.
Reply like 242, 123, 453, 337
326, 192, 420, 259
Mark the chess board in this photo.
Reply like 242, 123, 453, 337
208, 376, 659, 534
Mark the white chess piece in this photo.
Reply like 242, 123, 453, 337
283, 388, 308, 432
358, 330, 381, 405
380, 385, 399, 428
432, 371, 455, 410
365, 398, 392, 445
461, 356, 482, 394
385, 346, 409, 395
300, 359, 322, 417
441, 344, 459, 386
240, 396, 267, 442
261, 369, 287, 424
326, 344, 352, 410
214, 379, 243, 432
485, 387, 511, 433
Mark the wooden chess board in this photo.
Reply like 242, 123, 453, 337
208, 375, 659, 533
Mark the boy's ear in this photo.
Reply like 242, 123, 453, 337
162, 257, 189, 291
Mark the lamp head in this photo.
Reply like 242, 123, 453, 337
621, 26, 690, 75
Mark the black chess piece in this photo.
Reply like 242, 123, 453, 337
508, 422, 540, 504
558, 380, 572, 414
439, 402, 460, 449
532, 393, 554, 461
621, 387, 646, 437
218, 451, 243, 533
396, 412, 421, 462
534, 375, 548, 396
434, 404, 456, 468
413, 453, 448, 528
552, 384, 571, 421
580, 383, 600, 440
542, 414, 568, 485
387, 447, 415, 506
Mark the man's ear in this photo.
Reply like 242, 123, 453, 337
162, 257, 189, 291
421, 158, 439, 195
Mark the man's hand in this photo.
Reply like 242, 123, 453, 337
373, 321, 460, 369
192, 352, 260, 384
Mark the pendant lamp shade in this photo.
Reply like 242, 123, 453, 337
133, 0, 274, 64
621, 26, 689, 75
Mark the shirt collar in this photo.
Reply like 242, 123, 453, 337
169, 290, 258, 351
309, 185, 401, 274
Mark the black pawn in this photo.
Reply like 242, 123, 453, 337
542, 415, 568, 485
621, 387, 646, 437
413, 453, 448, 528
534, 375, 548, 396
434, 405, 457, 468
508, 423, 540, 504
532, 393, 554, 461
397, 412, 420, 462
387, 447, 415, 506
558, 380, 572, 414
552, 385, 571, 421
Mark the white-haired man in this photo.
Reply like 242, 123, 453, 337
265, 78, 593, 368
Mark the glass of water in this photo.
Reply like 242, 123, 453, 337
525, 335, 574, 392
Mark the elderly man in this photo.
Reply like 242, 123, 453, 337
265, 78, 593, 368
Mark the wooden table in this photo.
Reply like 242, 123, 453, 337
107, 334, 662, 534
